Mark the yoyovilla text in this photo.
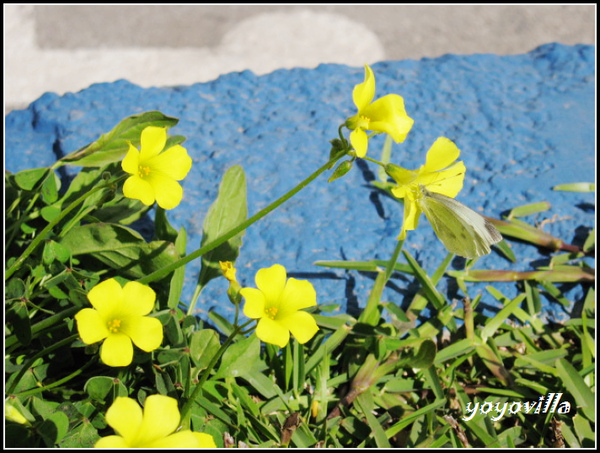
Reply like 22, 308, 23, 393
462, 393, 571, 421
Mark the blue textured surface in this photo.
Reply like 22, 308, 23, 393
6, 43, 595, 324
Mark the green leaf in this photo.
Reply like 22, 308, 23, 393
190, 329, 221, 370
84, 376, 128, 402
552, 182, 595, 192
355, 393, 391, 448
481, 293, 526, 340
507, 201, 551, 218
40, 205, 62, 222
215, 335, 260, 379
59, 223, 179, 279
407, 339, 437, 369
555, 358, 595, 422
12, 167, 49, 191
196, 165, 247, 293
60, 111, 180, 167
42, 240, 71, 265
5, 278, 26, 299
38, 411, 70, 447
41, 171, 61, 204
403, 250, 446, 310
58, 420, 100, 448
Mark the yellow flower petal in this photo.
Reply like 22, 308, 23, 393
255, 264, 287, 305
256, 317, 290, 348
277, 311, 319, 344
94, 435, 129, 448
87, 278, 123, 313
101, 333, 134, 367
149, 145, 193, 181
136, 395, 181, 446
352, 64, 376, 112
121, 281, 156, 317
146, 172, 184, 210
398, 195, 422, 240
75, 308, 109, 344
123, 175, 156, 206
193, 432, 217, 448
145, 431, 202, 448
140, 126, 167, 160
121, 143, 140, 175
364, 94, 414, 143
240, 287, 266, 319
423, 137, 461, 172
277, 278, 316, 318
349, 128, 368, 158
420, 162, 466, 198
104, 397, 144, 444
122, 316, 163, 352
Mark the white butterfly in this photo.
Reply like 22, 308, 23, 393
417, 185, 503, 259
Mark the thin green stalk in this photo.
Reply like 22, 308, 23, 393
137, 151, 347, 286
179, 319, 254, 426
5, 175, 127, 280
14, 357, 97, 398
361, 155, 386, 167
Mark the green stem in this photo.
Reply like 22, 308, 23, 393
5, 175, 127, 280
137, 151, 347, 286
7, 334, 79, 395
5, 306, 80, 350
361, 155, 386, 167
14, 357, 97, 398
179, 319, 255, 426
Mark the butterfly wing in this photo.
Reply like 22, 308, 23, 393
418, 188, 502, 258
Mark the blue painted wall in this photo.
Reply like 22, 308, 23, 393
6, 43, 595, 324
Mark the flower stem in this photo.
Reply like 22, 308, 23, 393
137, 151, 347, 286
5, 175, 127, 280
361, 155, 386, 167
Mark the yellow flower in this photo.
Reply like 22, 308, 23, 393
94, 395, 216, 448
386, 137, 466, 239
122, 126, 192, 210
240, 264, 319, 348
75, 278, 163, 367
345, 64, 414, 158
219, 261, 237, 283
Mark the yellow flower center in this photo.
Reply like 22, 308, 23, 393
107, 319, 122, 333
137, 165, 151, 179
356, 115, 370, 130
264, 306, 278, 320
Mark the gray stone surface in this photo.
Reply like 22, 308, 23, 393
5, 4, 596, 112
